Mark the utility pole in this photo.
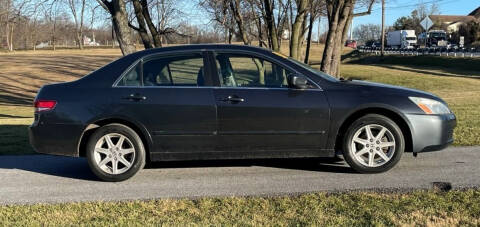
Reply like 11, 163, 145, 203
381, 0, 385, 57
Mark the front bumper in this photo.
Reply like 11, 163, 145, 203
29, 121, 84, 157
406, 113, 456, 153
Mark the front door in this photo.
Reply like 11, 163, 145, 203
211, 52, 330, 155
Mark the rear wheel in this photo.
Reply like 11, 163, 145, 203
86, 123, 145, 182
342, 114, 404, 173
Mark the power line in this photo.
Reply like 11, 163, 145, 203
364, 0, 458, 13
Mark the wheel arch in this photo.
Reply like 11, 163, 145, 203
77, 117, 153, 160
335, 107, 413, 154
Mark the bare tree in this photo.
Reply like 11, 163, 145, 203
96, 0, 137, 55
130, 0, 153, 48
3, 0, 31, 51
257, 0, 290, 51
229, 0, 250, 44
289, 0, 307, 60
320, 0, 375, 77
43, 1, 64, 51
200, 0, 234, 43
127, 0, 184, 48
304, 0, 326, 64
67, 0, 86, 49
353, 23, 381, 44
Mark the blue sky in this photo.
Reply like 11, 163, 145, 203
354, 0, 477, 26
323, 0, 478, 36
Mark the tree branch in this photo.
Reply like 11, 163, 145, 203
95, 0, 111, 13
128, 22, 140, 31
353, 0, 375, 17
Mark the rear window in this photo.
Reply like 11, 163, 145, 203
117, 64, 142, 87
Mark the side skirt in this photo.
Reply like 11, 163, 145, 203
150, 149, 335, 162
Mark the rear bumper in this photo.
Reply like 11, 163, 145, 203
29, 121, 84, 157
406, 113, 456, 153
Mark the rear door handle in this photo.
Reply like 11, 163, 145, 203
123, 93, 146, 101
220, 95, 245, 103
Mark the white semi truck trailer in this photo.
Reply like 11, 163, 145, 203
386, 30, 417, 49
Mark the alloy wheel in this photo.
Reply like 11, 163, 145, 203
350, 124, 396, 168
93, 133, 136, 175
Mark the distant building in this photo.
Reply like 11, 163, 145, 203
83, 34, 100, 46
282, 30, 290, 40
35, 42, 49, 49
429, 7, 480, 32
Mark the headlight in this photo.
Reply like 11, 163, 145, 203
409, 97, 451, 114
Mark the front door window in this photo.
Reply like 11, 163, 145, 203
214, 53, 291, 88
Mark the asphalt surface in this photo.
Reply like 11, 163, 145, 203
0, 146, 479, 205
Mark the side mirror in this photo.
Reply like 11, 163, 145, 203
288, 74, 309, 90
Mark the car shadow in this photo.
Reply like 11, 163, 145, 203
0, 155, 355, 181
0, 155, 98, 181
146, 157, 356, 174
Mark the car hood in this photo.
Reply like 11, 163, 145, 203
343, 80, 442, 101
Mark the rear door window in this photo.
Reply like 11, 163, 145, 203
143, 53, 206, 87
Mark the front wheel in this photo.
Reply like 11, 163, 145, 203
86, 123, 146, 182
342, 114, 404, 173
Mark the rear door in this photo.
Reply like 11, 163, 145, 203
210, 51, 330, 155
112, 51, 218, 158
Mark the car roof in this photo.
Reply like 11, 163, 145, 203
132, 44, 275, 58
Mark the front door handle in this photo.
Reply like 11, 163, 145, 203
123, 93, 147, 101
220, 95, 245, 103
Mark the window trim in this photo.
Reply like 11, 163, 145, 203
111, 48, 322, 91
112, 50, 210, 88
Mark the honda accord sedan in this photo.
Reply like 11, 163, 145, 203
29, 44, 456, 181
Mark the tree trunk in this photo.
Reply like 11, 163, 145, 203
99, 0, 137, 55
263, 0, 280, 51
141, 0, 162, 47
228, 30, 233, 44
229, 0, 250, 45
289, 0, 308, 60
8, 24, 14, 51
111, 25, 115, 48
52, 20, 56, 51
32, 19, 37, 51
297, 10, 309, 60
79, 0, 85, 50
131, 0, 153, 49
304, 13, 315, 64
320, 0, 373, 77
75, 34, 83, 49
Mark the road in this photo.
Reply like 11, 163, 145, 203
0, 146, 479, 205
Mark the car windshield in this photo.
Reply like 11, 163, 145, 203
286, 57, 338, 82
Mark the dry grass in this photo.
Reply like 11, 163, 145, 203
0, 49, 122, 155
0, 48, 122, 106
0, 190, 479, 226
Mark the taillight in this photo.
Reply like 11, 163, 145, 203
34, 100, 57, 112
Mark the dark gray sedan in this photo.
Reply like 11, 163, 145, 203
29, 44, 456, 181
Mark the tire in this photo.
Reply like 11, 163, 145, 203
342, 114, 404, 173
86, 123, 146, 182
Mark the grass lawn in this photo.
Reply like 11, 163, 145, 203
1, 190, 479, 225
0, 48, 479, 155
